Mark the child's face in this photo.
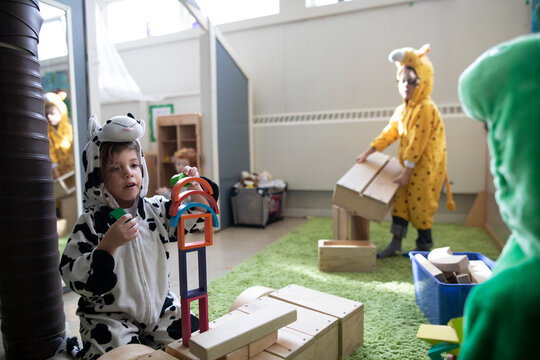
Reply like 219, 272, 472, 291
103, 149, 142, 208
398, 68, 418, 101
175, 158, 190, 174
45, 105, 62, 127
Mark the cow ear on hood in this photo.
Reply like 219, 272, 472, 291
88, 114, 101, 140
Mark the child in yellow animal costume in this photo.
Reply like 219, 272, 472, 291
357, 44, 453, 258
44, 91, 74, 183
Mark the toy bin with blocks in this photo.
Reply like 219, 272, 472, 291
409, 251, 495, 325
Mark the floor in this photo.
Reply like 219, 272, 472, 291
0, 217, 307, 360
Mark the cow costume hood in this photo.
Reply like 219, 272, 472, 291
82, 113, 148, 211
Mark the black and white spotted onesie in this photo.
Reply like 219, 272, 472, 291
59, 115, 210, 359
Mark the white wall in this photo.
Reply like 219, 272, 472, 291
96, 0, 530, 196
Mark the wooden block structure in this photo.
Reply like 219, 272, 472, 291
332, 152, 402, 223
318, 240, 376, 272
168, 176, 220, 347
269, 284, 364, 360
237, 297, 340, 360
163, 284, 363, 360
331, 205, 369, 241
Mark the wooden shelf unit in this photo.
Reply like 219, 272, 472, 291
156, 113, 201, 188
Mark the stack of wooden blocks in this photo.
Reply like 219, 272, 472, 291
166, 284, 364, 360
319, 152, 402, 273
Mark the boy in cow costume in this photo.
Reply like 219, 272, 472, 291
60, 114, 217, 359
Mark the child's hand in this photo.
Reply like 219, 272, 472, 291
356, 147, 375, 164
393, 167, 413, 186
98, 214, 139, 256
183, 166, 200, 189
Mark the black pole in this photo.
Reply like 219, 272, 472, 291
0, 1, 66, 358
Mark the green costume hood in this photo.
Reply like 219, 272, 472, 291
458, 34, 540, 270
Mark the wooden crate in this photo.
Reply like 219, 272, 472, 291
332, 152, 402, 223
269, 285, 364, 360
318, 240, 376, 272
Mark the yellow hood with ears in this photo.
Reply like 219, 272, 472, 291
388, 44, 433, 106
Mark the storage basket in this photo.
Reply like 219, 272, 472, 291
231, 186, 286, 227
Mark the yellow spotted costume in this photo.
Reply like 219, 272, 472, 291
370, 45, 452, 242
44, 92, 74, 180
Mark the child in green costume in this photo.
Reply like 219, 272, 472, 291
458, 34, 540, 359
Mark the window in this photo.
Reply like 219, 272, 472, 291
106, 0, 195, 44
105, 0, 279, 44
306, 0, 352, 8
196, 0, 279, 25
39, 3, 68, 60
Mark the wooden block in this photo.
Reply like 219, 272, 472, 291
166, 340, 200, 360
139, 350, 181, 359
264, 327, 314, 360
189, 306, 297, 360
229, 286, 275, 312
97, 344, 154, 360
332, 152, 402, 223
427, 247, 470, 273
414, 254, 446, 282
318, 240, 376, 272
269, 284, 364, 360
455, 273, 471, 284
467, 260, 492, 284
250, 352, 282, 360
350, 215, 369, 241
217, 346, 248, 360
416, 324, 460, 345
332, 205, 349, 240
238, 297, 339, 360
249, 331, 278, 357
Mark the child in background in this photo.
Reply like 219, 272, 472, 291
60, 114, 216, 359
44, 91, 74, 183
156, 148, 197, 198
356, 44, 453, 258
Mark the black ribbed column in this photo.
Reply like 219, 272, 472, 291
0, 1, 66, 359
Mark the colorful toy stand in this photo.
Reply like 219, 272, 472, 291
168, 175, 219, 347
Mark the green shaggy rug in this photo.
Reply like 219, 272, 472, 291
206, 218, 500, 360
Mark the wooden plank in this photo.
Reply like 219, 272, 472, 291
362, 156, 402, 204
189, 306, 297, 360
318, 240, 376, 272
414, 253, 446, 282
166, 340, 200, 360
97, 344, 154, 360
350, 215, 369, 241
238, 297, 338, 339
335, 152, 389, 195
332, 205, 349, 240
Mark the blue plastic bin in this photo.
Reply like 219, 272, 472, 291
409, 251, 495, 325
